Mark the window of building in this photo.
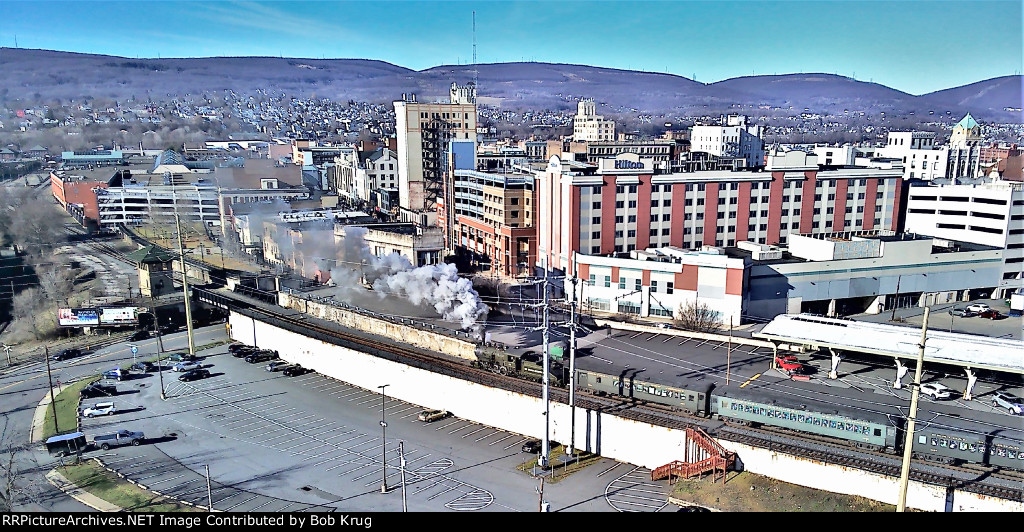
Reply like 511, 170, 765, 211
592, 201, 602, 209
650, 228, 658, 236
666, 282, 674, 294
615, 215, 624, 223
616, 185, 624, 194
696, 198, 704, 206
592, 245, 601, 254
592, 231, 600, 239
826, 207, 834, 214
663, 199, 671, 207
615, 230, 623, 238
661, 228, 670, 235
592, 216, 601, 224
629, 185, 638, 193
650, 199, 659, 207
627, 229, 636, 238
717, 212, 725, 219
696, 213, 704, 220
628, 200, 637, 208
718, 197, 726, 205
628, 215, 637, 223
615, 200, 624, 209
730, 197, 738, 204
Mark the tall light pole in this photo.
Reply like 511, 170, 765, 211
539, 257, 551, 469
44, 346, 59, 434
378, 384, 389, 493
174, 209, 196, 357
399, 441, 408, 512
897, 306, 930, 512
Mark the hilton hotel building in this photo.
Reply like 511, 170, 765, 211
538, 149, 906, 277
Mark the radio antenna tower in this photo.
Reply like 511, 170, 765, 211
472, 11, 478, 90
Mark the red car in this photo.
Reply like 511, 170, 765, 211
979, 309, 1002, 320
775, 355, 803, 374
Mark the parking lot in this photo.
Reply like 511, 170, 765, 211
79, 344, 672, 512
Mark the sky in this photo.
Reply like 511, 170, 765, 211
1, 0, 1020, 95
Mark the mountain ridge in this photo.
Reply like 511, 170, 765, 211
1, 48, 1019, 122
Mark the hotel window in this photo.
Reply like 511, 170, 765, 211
615, 230, 623, 238
651, 280, 658, 292
635, 279, 641, 290
730, 197, 738, 204
718, 197, 726, 205
592, 245, 601, 254
649, 228, 658, 236
651, 199, 659, 207
592, 231, 600, 239
592, 216, 600, 224
628, 215, 636, 223
627, 230, 636, 238
662, 214, 670, 221
751, 183, 759, 190
661, 228, 670, 235
628, 200, 637, 208
615, 216, 623, 223
619, 277, 626, 289
615, 200, 624, 208
616, 185, 624, 193
666, 282, 674, 294
650, 214, 658, 222
629, 185, 637, 193
696, 198, 704, 206
685, 199, 693, 206
592, 201, 602, 209
663, 199, 671, 207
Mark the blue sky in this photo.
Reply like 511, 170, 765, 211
1, 0, 1020, 95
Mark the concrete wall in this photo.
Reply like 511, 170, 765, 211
277, 291, 478, 362
228, 310, 1023, 511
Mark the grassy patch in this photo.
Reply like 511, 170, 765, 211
42, 377, 97, 441
672, 470, 899, 512
58, 459, 200, 512
516, 446, 603, 483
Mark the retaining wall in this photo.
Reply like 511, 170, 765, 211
228, 311, 1022, 512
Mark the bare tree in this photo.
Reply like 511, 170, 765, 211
674, 300, 722, 333
0, 416, 22, 512
10, 288, 43, 341
37, 263, 75, 307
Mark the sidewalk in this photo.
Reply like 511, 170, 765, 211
29, 382, 68, 443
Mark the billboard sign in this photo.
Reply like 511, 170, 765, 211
58, 308, 100, 327
99, 307, 139, 326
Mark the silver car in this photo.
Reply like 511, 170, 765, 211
993, 392, 1024, 415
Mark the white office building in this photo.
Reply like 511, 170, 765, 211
904, 179, 1024, 298
690, 114, 765, 169
573, 98, 616, 142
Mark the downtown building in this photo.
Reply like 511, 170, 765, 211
393, 83, 478, 227
537, 149, 907, 322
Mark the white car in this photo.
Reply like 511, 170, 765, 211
992, 392, 1024, 415
173, 361, 202, 372
920, 382, 953, 400
82, 401, 116, 418
965, 303, 991, 313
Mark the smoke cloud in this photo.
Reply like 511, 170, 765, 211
326, 227, 488, 331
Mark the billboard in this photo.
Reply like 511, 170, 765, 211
99, 307, 139, 326
58, 308, 100, 327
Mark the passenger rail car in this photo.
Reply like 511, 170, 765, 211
711, 387, 901, 452
910, 414, 1024, 470
576, 369, 714, 416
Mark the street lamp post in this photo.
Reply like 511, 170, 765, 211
378, 384, 389, 493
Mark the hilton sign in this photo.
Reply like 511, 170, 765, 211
614, 160, 645, 170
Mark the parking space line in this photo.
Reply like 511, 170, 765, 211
267, 435, 304, 446
333, 389, 363, 399
474, 430, 503, 442
135, 468, 178, 481
165, 478, 202, 492
327, 460, 369, 474
411, 478, 445, 495
225, 420, 262, 430
239, 425, 279, 436
388, 405, 417, 415
459, 426, 486, 438
447, 423, 474, 434
488, 433, 515, 446
249, 500, 274, 512
351, 465, 383, 481
597, 462, 625, 477
146, 474, 185, 486
353, 396, 379, 406
221, 495, 259, 512
503, 438, 528, 451
435, 419, 462, 430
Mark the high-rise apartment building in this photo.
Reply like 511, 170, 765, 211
394, 82, 478, 226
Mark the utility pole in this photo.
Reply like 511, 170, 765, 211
399, 441, 408, 512
891, 275, 902, 322
205, 464, 213, 512
151, 297, 166, 400
175, 210, 196, 356
378, 384, 389, 493
540, 257, 551, 469
567, 259, 578, 456
897, 306, 930, 512
44, 346, 59, 434
727, 316, 733, 386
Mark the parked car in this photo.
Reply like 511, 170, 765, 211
52, 348, 83, 361
91, 429, 144, 450
245, 350, 278, 364
231, 346, 258, 358
521, 439, 561, 454
965, 303, 991, 313
166, 352, 196, 363
1009, 309, 1023, 317
102, 368, 129, 381
992, 392, 1024, 415
178, 368, 211, 382
82, 401, 116, 418
130, 361, 155, 373
774, 355, 803, 374
979, 309, 1003, 320
920, 382, 953, 400
228, 343, 254, 354
283, 364, 310, 377
81, 383, 117, 398
265, 361, 290, 372
129, 330, 150, 342
417, 409, 448, 422
655, 323, 673, 329
949, 307, 974, 317
172, 361, 202, 372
